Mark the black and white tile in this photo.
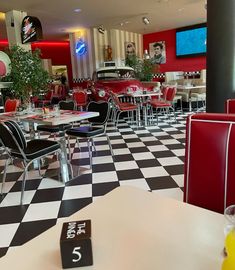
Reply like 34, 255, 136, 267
0, 111, 190, 257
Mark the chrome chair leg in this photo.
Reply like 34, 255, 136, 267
20, 162, 30, 205
106, 135, 114, 156
87, 139, 92, 169
1, 157, 10, 195
91, 139, 97, 152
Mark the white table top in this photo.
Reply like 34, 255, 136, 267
130, 91, 161, 98
0, 110, 99, 125
177, 84, 206, 90
0, 186, 224, 270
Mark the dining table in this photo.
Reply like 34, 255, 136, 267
0, 109, 99, 182
119, 90, 162, 126
177, 84, 206, 111
0, 186, 225, 270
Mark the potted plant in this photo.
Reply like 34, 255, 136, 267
2, 45, 50, 106
125, 55, 154, 81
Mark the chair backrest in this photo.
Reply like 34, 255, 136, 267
73, 91, 88, 106
59, 100, 76, 110
225, 99, 235, 113
4, 99, 20, 112
87, 101, 110, 125
110, 92, 121, 109
44, 90, 53, 100
161, 86, 168, 100
184, 113, 235, 213
0, 120, 27, 153
165, 87, 177, 102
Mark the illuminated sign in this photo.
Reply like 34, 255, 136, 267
75, 38, 87, 56
21, 16, 43, 44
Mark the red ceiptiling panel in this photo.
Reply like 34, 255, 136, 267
0, 40, 73, 87
143, 29, 206, 73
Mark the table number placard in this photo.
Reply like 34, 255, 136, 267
60, 220, 93, 269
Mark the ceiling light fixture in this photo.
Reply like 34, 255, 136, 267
97, 25, 105, 34
142, 17, 150, 25
74, 8, 82, 13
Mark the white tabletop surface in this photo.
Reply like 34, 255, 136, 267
177, 85, 206, 90
0, 186, 225, 270
0, 110, 99, 125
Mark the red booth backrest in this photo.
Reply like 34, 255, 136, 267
225, 99, 235, 113
184, 113, 235, 213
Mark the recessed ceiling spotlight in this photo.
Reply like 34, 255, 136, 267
142, 17, 150, 25
74, 8, 82, 13
178, 8, 184, 12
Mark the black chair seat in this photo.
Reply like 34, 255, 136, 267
11, 139, 60, 160
37, 124, 72, 133
66, 126, 104, 138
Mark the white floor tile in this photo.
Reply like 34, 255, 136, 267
147, 145, 168, 152
92, 171, 118, 184
172, 134, 185, 139
172, 174, 184, 187
139, 136, 158, 142
113, 148, 131, 155
22, 201, 61, 222
141, 167, 169, 178
132, 152, 155, 160
114, 161, 138, 171
159, 139, 181, 145
38, 178, 64, 190
157, 157, 184, 166
92, 156, 113, 165
122, 134, 138, 139
110, 139, 126, 145
62, 184, 92, 200
171, 149, 185, 156
0, 223, 20, 248
0, 182, 15, 194
126, 142, 145, 148
120, 178, 150, 190
0, 190, 36, 207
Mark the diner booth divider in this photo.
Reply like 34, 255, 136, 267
184, 113, 235, 213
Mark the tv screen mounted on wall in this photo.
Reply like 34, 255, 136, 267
176, 23, 207, 57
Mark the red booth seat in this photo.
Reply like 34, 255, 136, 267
184, 113, 235, 213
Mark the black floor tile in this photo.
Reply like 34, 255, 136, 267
31, 187, 64, 203
164, 165, 184, 175
0, 247, 8, 258
146, 176, 179, 190
117, 169, 144, 180
66, 173, 92, 186
136, 159, 161, 168
0, 205, 29, 225
166, 144, 185, 150
92, 163, 115, 173
124, 138, 141, 143
113, 154, 134, 162
10, 219, 57, 246
92, 182, 120, 197
129, 147, 149, 153
143, 140, 161, 146
10, 179, 42, 192
58, 197, 92, 218
152, 151, 175, 158
111, 143, 128, 149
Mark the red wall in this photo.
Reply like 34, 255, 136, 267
0, 40, 73, 87
143, 29, 206, 73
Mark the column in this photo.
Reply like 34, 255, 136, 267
206, 0, 235, 112
5, 10, 31, 50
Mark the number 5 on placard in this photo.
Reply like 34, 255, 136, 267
72, 247, 82, 262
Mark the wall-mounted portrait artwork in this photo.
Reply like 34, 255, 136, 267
149, 41, 166, 64
125, 42, 136, 58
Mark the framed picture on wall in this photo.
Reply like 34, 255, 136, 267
125, 42, 136, 58
149, 41, 166, 64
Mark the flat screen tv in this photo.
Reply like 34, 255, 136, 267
176, 23, 207, 57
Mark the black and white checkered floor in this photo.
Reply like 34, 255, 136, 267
0, 112, 190, 258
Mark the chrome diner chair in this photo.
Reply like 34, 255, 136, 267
66, 101, 113, 168
0, 120, 64, 205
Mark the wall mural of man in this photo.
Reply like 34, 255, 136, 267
149, 41, 166, 64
